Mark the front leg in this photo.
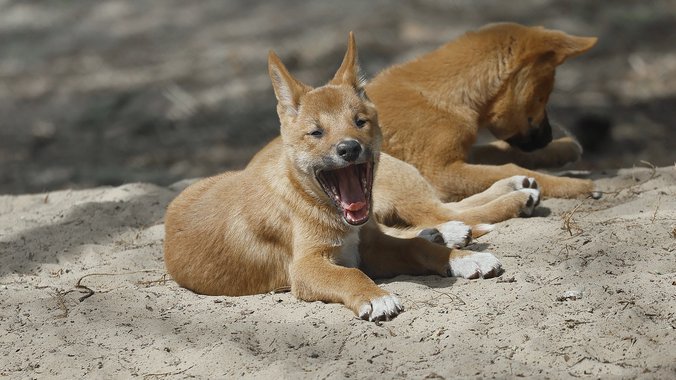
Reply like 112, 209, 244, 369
468, 136, 583, 169
289, 251, 402, 322
358, 222, 502, 280
428, 161, 595, 200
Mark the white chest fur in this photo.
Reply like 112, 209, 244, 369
335, 226, 361, 268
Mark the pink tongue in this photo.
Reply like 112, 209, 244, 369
344, 202, 366, 211
336, 167, 366, 211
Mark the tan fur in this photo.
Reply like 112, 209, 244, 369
367, 23, 598, 200
164, 34, 502, 321
373, 154, 538, 233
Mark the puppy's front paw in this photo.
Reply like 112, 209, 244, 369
417, 221, 472, 248
448, 252, 502, 279
556, 136, 583, 165
358, 294, 404, 322
438, 221, 472, 248
518, 188, 540, 216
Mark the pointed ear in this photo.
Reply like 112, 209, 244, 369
268, 50, 310, 116
329, 32, 366, 92
547, 31, 597, 64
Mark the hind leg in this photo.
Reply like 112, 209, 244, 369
360, 222, 503, 281
447, 175, 539, 210
449, 187, 540, 225
430, 176, 540, 226
373, 161, 483, 246
375, 153, 540, 227
379, 220, 480, 249
373, 153, 459, 227
427, 161, 595, 200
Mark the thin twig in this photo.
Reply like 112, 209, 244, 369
651, 195, 661, 224
562, 202, 584, 236
51, 290, 69, 319
640, 160, 657, 177
143, 364, 196, 379
136, 274, 172, 287
428, 288, 466, 306
74, 270, 165, 302
271, 286, 291, 294
600, 160, 659, 197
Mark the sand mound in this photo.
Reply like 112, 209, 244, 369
1, 167, 675, 378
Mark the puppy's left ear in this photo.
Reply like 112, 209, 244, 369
547, 31, 597, 64
268, 50, 311, 117
330, 32, 367, 94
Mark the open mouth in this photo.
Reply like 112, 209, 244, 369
316, 162, 373, 225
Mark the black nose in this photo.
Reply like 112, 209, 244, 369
505, 112, 553, 152
336, 140, 362, 162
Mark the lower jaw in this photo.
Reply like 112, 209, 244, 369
343, 208, 369, 226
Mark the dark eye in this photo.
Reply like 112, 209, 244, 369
308, 130, 323, 138
355, 117, 367, 128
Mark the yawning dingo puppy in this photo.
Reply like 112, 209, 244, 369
164, 33, 503, 321
367, 23, 599, 201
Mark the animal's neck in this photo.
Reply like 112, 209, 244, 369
335, 225, 362, 268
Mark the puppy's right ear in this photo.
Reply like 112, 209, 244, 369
544, 31, 598, 64
329, 32, 366, 93
268, 51, 310, 116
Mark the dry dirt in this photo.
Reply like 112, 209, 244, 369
1, 166, 675, 378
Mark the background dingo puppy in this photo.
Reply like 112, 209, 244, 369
367, 23, 599, 200
164, 33, 503, 322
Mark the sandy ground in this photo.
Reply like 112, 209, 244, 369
1, 166, 675, 378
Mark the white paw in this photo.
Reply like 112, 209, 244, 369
449, 252, 502, 279
518, 188, 541, 216
505, 175, 539, 191
437, 221, 472, 248
358, 294, 404, 322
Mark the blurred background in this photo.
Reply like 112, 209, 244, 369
0, 0, 674, 194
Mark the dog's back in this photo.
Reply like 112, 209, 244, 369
366, 23, 597, 200
164, 141, 294, 295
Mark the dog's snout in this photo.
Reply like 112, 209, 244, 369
336, 140, 362, 162
505, 112, 553, 152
